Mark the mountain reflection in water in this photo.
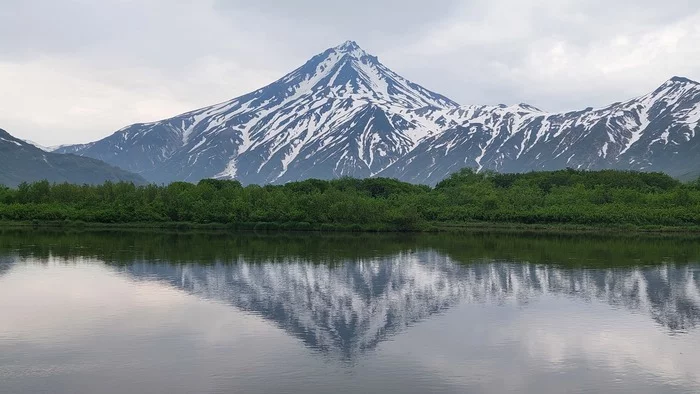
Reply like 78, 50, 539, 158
1, 230, 698, 362
124, 253, 699, 360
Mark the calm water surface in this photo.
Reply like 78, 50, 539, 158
1, 230, 699, 393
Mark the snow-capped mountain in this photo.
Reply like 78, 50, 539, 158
57, 41, 700, 184
381, 77, 700, 183
57, 41, 458, 184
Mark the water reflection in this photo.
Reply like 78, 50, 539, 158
0, 256, 12, 277
1, 230, 700, 393
121, 252, 700, 360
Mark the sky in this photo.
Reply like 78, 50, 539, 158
1, 0, 699, 146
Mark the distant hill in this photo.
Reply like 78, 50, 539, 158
0, 128, 146, 187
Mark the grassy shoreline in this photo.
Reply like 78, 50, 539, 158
3, 219, 700, 235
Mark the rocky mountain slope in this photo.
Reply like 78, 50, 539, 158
57, 41, 700, 184
380, 77, 700, 183
0, 128, 145, 187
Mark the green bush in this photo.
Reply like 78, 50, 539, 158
0, 169, 698, 230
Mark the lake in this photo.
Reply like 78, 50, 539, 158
0, 229, 699, 393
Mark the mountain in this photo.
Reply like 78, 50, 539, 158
56, 41, 458, 184
0, 128, 146, 187
21, 139, 52, 152
380, 77, 700, 183
57, 41, 700, 184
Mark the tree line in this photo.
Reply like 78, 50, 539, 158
1, 168, 699, 231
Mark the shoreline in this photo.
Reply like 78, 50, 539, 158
3, 219, 700, 236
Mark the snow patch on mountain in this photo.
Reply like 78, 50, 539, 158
55, 42, 700, 184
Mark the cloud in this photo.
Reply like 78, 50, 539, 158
0, 0, 699, 144
392, 0, 700, 109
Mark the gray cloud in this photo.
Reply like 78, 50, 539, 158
1, 0, 699, 145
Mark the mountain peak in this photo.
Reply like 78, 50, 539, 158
58, 40, 700, 186
332, 40, 368, 59
335, 40, 361, 52
650, 76, 699, 97
668, 76, 698, 85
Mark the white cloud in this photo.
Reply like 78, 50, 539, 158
0, 56, 279, 145
392, 0, 700, 110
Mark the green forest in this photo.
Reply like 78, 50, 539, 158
1, 168, 700, 231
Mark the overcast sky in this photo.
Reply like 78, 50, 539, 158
2, 0, 699, 145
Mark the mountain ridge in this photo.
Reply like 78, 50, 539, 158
56, 41, 700, 184
380, 76, 700, 183
0, 128, 146, 187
